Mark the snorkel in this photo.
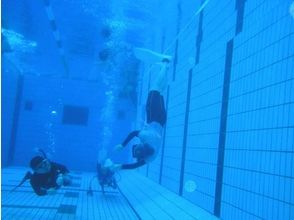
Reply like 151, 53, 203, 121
36, 148, 47, 159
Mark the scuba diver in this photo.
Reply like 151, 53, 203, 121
12, 149, 72, 196
29, 155, 72, 196
110, 48, 172, 170
88, 159, 118, 195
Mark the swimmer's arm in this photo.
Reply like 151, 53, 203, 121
53, 162, 69, 174
121, 160, 146, 169
121, 130, 140, 147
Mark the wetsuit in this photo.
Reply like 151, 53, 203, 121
30, 162, 69, 196
121, 90, 166, 169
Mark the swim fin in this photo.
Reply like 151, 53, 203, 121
133, 47, 172, 64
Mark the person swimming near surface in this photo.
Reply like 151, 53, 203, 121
110, 48, 172, 170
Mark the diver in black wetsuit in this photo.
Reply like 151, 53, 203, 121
29, 156, 72, 196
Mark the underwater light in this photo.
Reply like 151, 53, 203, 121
51, 110, 57, 114
184, 180, 197, 192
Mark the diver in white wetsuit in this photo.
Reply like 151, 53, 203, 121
115, 89, 166, 169
112, 49, 171, 170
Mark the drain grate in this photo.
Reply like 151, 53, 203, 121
57, 205, 77, 215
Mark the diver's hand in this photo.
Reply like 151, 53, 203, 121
56, 174, 64, 186
47, 188, 57, 195
110, 164, 122, 172
114, 144, 124, 151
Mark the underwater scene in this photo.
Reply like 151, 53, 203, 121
1, 0, 294, 219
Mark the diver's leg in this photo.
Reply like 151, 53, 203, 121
146, 91, 166, 127
145, 61, 168, 126
149, 62, 170, 94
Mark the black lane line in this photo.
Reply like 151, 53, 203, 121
2, 204, 59, 210
64, 187, 119, 194
8, 75, 24, 166
159, 86, 170, 184
195, 9, 204, 64
214, 39, 234, 217
2, 189, 64, 195
179, 69, 193, 196
235, 0, 247, 35
1, 184, 119, 194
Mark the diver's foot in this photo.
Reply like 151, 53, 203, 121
103, 158, 114, 168
109, 164, 122, 172
162, 57, 171, 63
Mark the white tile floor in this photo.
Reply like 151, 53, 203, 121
1, 167, 218, 220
